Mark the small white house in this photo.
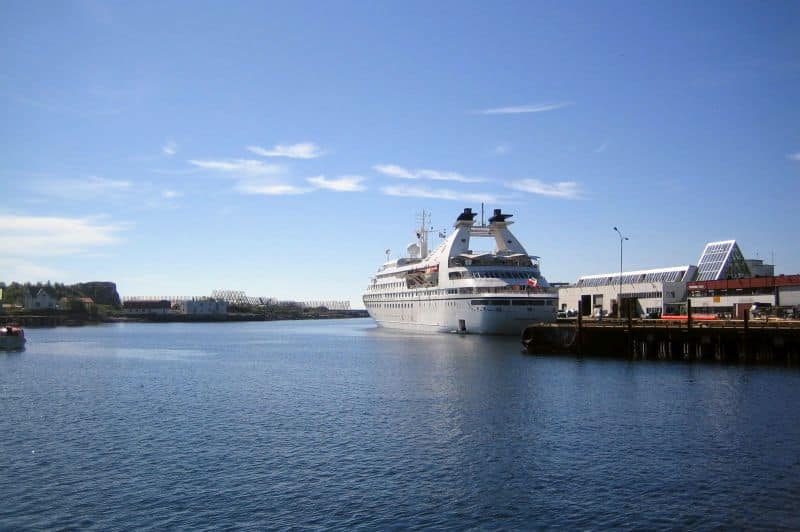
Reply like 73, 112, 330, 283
179, 298, 228, 315
23, 288, 57, 310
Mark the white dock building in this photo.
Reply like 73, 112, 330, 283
558, 240, 771, 317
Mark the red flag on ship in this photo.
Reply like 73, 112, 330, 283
527, 278, 538, 288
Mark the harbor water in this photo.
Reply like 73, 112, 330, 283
2, 319, 799, 529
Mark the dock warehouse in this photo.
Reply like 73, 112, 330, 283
558, 240, 780, 317
558, 266, 695, 317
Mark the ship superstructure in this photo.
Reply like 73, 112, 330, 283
362, 208, 556, 334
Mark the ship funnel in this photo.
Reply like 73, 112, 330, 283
455, 207, 477, 226
488, 209, 513, 224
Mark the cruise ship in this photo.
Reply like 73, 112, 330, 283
362, 207, 557, 334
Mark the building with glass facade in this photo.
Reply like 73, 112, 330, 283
558, 240, 775, 317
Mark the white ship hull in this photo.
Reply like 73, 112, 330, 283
366, 296, 554, 335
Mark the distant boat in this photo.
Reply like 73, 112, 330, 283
0, 325, 26, 351
362, 207, 557, 335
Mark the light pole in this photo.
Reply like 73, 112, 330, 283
613, 227, 629, 318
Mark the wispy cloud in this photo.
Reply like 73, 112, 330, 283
0, 257, 62, 282
493, 144, 511, 155
0, 214, 128, 257
506, 179, 584, 199
190, 158, 308, 196
162, 138, 178, 156
381, 184, 502, 203
373, 164, 415, 179
594, 141, 609, 153
307, 175, 366, 192
137, 187, 184, 210
476, 102, 572, 115
8, 80, 149, 118
189, 157, 313, 195
788, 152, 800, 161
149, 167, 202, 176
235, 183, 314, 196
191, 154, 367, 197
32, 176, 131, 199
188, 159, 285, 178
374, 164, 484, 183
247, 142, 324, 159
11, 93, 123, 117
26, 172, 183, 210
417, 169, 483, 183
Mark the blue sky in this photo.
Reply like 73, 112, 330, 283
2, 1, 799, 307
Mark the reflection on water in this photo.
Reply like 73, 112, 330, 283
1, 319, 799, 529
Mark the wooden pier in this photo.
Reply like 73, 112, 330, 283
522, 304, 800, 365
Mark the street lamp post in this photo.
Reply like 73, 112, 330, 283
613, 227, 629, 318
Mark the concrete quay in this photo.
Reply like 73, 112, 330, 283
522, 315, 800, 365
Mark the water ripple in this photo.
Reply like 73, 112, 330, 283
1, 320, 799, 529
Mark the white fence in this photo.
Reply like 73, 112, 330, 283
123, 291, 350, 310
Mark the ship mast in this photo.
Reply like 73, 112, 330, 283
416, 210, 431, 259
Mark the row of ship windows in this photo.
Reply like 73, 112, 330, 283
449, 271, 535, 280
366, 303, 416, 309
366, 302, 460, 309
364, 300, 553, 309
364, 288, 454, 300
370, 272, 536, 287
368, 281, 405, 290
470, 299, 554, 306
364, 285, 538, 301
366, 299, 555, 308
